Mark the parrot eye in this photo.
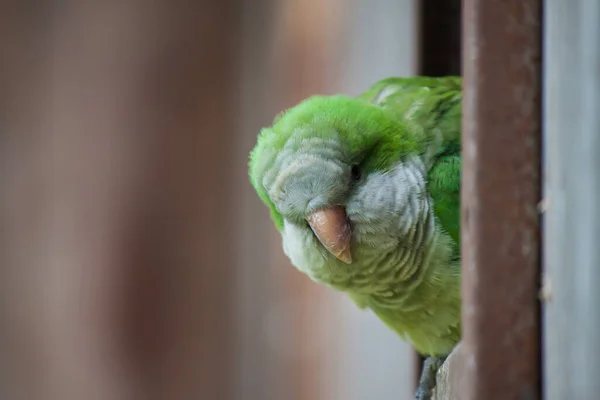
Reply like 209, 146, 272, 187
350, 164, 361, 181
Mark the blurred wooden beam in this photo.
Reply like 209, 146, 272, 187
460, 1, 542, 399
265, 1, 346, 399
0, 2, 238, 400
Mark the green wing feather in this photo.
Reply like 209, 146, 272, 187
359, 76, 462, 253
351, 77, 463, 355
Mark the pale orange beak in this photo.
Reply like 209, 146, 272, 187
306, 206, 352, 264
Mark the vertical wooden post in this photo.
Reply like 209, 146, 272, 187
460, 1, 542, 399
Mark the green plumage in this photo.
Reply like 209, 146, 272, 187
249, 76, 462, 360
360, 76, 462, 249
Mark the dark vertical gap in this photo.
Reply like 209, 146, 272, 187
418, 0, 462, 77
413, 0, 462, 390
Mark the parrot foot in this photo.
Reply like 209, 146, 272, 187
415, 355, 446, 400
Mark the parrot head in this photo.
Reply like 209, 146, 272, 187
249, 95, 425, 272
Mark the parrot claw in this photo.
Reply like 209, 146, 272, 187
414, 355, 446, 400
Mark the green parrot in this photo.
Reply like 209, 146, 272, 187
248, 76, 462, 400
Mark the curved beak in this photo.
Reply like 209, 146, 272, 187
306, 206, 353, 264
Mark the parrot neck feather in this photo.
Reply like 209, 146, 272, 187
281, 158, 453, 297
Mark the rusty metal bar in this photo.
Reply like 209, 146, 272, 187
460, 1, 542, 399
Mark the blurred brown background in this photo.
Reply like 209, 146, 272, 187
0, 1, 427, 399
